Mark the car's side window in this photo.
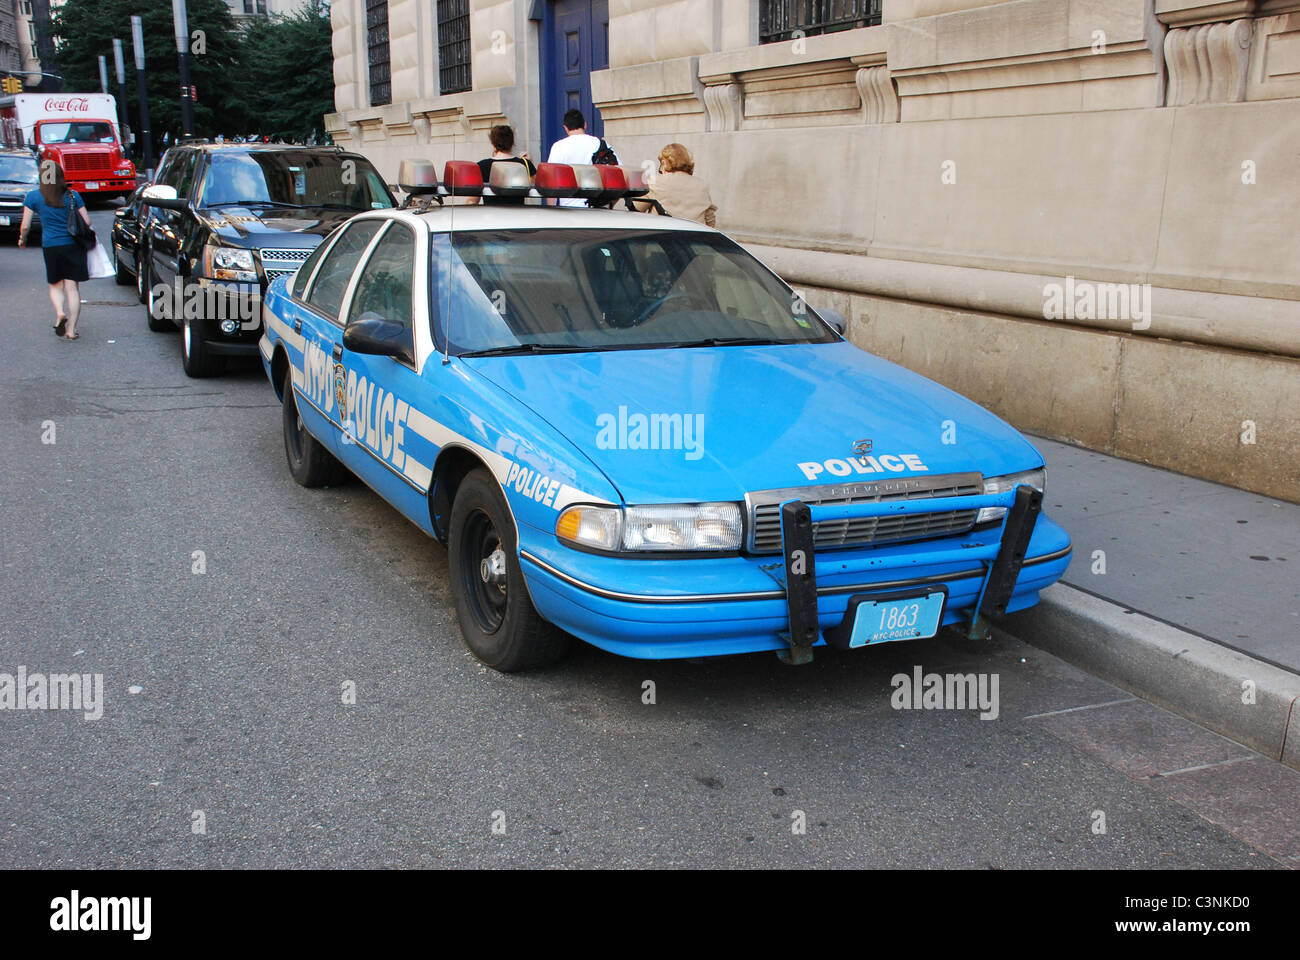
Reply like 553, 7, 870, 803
347, 223, 415, 328
174, 151, 199, 200
304, 220, 383, 322
291, 234, 334, 300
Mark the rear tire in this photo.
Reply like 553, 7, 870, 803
143, 255, 170, 330
113, 243, 131, 285
281, 368, 348, 487
181, 309, 224, 378
448, 468, 569, 672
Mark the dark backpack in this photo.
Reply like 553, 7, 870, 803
591, 138, 618, 165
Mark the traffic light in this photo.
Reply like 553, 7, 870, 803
0, 76, 23, 94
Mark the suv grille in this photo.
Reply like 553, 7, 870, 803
746, 472, 983, 554
259, 247, 314, 285
259, 247, 313, 263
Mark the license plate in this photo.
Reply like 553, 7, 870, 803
848, 589, 946, 648
85, 182, 99, 190
0, 216, 8, 226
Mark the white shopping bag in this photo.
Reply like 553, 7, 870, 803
87, 241, 114, 280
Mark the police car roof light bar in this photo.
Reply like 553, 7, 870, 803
593, 165, 629, 203
442, 160, 483, 196
487, 160, 533, 198
534, 162, 579, 198
569, 163, 605, 200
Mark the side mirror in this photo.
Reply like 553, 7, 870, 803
818, 307, 847, 336
343, 313, 414, 365
142, 183, 186, 211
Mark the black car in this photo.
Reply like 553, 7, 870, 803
110, 183, 153, 292
0, 149, 40, 241
140, 143, 396, 377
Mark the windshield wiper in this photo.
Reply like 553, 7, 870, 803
458, 343, 592, 357
205, 200, 303, 209
658, 336, 789, 348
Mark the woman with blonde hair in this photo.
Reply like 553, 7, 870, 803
635, 143, 717, 227
18, 161, 93, 340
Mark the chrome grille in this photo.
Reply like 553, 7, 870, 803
263, 268, 298, 282
746, 472, 982, 554
259, 247, 313, 263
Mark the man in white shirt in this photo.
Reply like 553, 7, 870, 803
545, 109, 617, 207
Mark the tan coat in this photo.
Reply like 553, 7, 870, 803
635, 171, 717, 227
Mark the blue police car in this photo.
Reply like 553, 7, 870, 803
259, 160, 1071, 671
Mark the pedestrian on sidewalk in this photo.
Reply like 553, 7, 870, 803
471, 125, 536, 206
546, 109, 618, 208
18, 161, 92, 340
633, 143, 716, 226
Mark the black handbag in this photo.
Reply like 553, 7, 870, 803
65, 191, 96, 251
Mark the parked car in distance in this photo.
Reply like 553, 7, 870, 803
0, 148, 40, 241
139, 142, 396, 377
110, 182, 152, 293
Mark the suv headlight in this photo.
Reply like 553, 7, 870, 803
557, 503, 743, 553
202, 244, 257, 282
978, 469, 1046, 523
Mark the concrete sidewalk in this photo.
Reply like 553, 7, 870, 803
1004, 436, 1300, 768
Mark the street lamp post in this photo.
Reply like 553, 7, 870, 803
112, 39, 132, 160
172, 0, 194, 137
131, 16, 152, 174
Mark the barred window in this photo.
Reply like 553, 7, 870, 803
759, 0, 882, 43
367, 0, 391, 107
437, 0, 472, 95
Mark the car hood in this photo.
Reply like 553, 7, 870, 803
200, 205, 360, 243
464, 341, 1044, 504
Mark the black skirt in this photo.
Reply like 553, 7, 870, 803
43, 243, 89, 284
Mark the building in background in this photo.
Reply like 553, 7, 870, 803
327, 0, 1300, 503
226, 0, 315, 19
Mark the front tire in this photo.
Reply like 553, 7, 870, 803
448, 468, 569, 672
281, 368, 347, 487
181, 309, 224, 378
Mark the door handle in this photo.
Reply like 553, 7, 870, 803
332, 343, 343, 360
293, 318, 302, 334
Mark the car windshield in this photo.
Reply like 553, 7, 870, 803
39, 121, 116, 144
437, 229, 837, 355
198, 152, 394, 210
0, 156, 39, 183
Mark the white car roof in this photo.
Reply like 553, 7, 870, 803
409, 203, 717, 234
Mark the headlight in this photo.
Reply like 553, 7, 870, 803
978, 469, 1046, 523
202, 244, 257, 282
556, 502, 743, 553
114, 167, 132, 176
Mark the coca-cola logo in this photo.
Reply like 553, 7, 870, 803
43, 97, 91, 112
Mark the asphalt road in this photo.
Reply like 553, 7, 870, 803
0, 204, 1292, 869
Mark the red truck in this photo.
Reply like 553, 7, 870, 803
0, 94, 136, 201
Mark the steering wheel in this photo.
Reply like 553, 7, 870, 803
634, 290, 713, 325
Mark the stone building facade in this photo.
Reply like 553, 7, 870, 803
326, 0, 1300, 501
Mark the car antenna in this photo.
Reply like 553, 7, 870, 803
442, 137, 453, 366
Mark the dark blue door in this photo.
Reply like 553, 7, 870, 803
541, 0, 609, 155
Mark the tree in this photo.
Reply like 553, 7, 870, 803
235, 0, 335, 143
50, 0, 242, 153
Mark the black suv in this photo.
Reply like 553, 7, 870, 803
140, 143, 395, 377
0, 149, 41, 241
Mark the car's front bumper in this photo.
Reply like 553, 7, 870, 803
518, 495, 1071, 660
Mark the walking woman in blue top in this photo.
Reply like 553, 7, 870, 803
18, 161, 93, 340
